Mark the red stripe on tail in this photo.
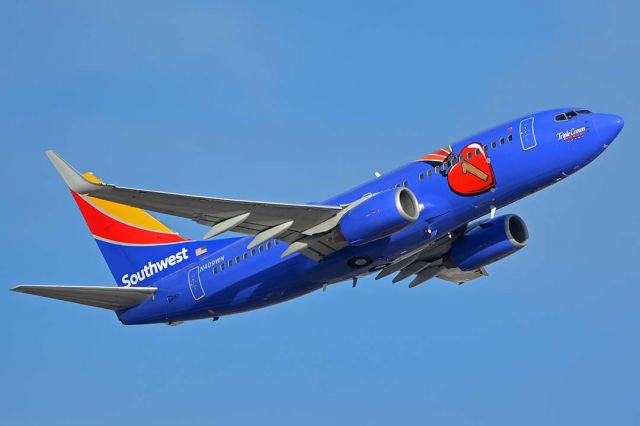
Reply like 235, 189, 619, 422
72, 192, 188, 244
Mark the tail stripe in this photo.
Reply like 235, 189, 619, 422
72, 191, 187, 244
82, 172, 176, 234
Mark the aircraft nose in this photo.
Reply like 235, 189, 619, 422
595, 113, 624, 144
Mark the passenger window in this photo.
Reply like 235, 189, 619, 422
243, 253, 248, 260
500, 138, 504, 144
466, 152, 472, 159
475, 148, 480, 155
442, 162, 448, 171
403, 180, 408, 187
213, 267, 217, 274
491, 141, 496, 148
267, 242, 272, 249
274, 240, 279, 245
508, 134, 513, 141
435, 165, 440, 173
427, 169, 432, 177
251, 249, 256, 256
235, 256, 240, 263
395, 183, 401, 188
259, 245, 264, 253
228, 260, 233, 267
483, 144, 488, 151
419, 173, 424, 181
220, 264, 225, 271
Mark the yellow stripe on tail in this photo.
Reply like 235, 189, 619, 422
83, 172, 176, 234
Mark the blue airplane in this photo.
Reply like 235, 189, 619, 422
12, 108, 623, 325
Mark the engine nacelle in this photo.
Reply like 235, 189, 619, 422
448, 214, 528, 271
338, 188, 420, 246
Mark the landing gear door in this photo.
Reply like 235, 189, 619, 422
519, 117, 537, 150
188, 267, 205, 301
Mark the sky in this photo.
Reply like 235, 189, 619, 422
1, 1, 639, 424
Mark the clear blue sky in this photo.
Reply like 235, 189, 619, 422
2, 1, 638, 424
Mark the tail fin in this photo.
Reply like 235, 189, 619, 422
50, 157, 238, 287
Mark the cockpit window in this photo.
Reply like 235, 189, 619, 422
555, 109, 590, 121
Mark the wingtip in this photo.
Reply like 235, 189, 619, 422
46, 151, 103, 194
11, 285, 40, 293
10, 285, 36, 294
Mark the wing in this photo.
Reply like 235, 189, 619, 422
375, 230, 488, 287
11, 285, 157, 310
47, 151, 359, 260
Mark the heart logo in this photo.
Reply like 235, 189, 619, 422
447, 143, 496, 196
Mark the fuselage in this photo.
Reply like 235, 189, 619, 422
118, 108, 623, 325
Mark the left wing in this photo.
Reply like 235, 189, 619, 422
47, 151, 359, 260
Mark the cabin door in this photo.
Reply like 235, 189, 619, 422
519, 117, 537, 150
187, 267, 205, 300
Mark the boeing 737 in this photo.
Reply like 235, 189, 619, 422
12, 108, 624, 325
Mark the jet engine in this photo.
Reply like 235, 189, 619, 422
448, 214, 528, 271
337, 188, 420, 245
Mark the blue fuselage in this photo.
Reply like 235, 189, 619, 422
118, 108, 623, 325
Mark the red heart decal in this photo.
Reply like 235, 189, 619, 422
447, 143, 496, 196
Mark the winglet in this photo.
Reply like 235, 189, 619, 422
46, 150, 105, 194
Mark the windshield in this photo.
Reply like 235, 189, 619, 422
555, 109, 592, 121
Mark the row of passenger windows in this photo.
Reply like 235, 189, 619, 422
555, 110, 591, 121
389, 133, 513, 189
212, 239, 280, 274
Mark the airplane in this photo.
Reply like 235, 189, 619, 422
12, 108, 623, 325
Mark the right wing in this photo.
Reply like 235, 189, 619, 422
375, 229, 488, 287
47, 151, 369, 260
11, 285, 157, 311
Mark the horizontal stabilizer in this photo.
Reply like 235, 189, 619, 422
11, 285, 157, 311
